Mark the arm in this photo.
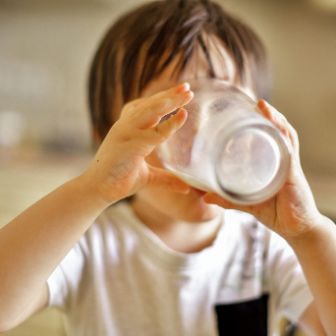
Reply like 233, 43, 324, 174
0, 176, 108, 331
290, 215, 335, 336
204, 100, 336, 335
0, 83, 193, 332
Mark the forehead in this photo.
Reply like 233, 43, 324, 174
140, 35, 255, 100
141, 35, 236, 97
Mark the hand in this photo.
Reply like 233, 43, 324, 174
203, 100, 322, 239
82, 83, 193, 204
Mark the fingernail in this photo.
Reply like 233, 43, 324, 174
177, 82, 190, 93
257, 99, 266, 108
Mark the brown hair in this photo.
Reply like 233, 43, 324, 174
89, 0, 270, 140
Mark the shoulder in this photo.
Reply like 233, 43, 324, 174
80, 201, 140, 259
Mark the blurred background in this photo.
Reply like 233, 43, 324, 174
0, 0, 335, 335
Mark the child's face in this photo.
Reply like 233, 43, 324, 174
123, 41, 255, 222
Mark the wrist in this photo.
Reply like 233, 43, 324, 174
286, 213, 334, 249
70, 172, 115, 212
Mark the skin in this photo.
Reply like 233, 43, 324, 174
0, 41, 334, 335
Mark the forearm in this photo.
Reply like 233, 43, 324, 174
0, 174, 110, 324
287, 215, 336, 335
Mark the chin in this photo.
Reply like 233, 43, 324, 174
139, 187, 220, 222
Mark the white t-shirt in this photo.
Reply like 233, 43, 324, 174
47, 202, 313, 336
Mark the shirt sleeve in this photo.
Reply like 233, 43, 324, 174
266, 231, 314, 323
47, 240, 87, 310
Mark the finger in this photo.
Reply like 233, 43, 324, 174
258, 100, 299, 152
113, 108, 188, 160
154, 107, 188, 141
125, 83, 193, 129
203, 193, 241, 209
257, 100, 290, 137
120, 82, 190, 117
135, 108, 188, 149
147, 166, 191, 193
203, 193, 257, 216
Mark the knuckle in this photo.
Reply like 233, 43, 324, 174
161, 98, 172, 109
148, 98, 171, 115
153, 126, 167, 143
123, 101, 136, 114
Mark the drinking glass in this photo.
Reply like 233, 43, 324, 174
157, 79, 291, 205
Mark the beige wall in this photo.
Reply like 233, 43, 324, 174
1, 0, 336, 173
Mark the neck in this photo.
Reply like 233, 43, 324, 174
130, 196, 222, 253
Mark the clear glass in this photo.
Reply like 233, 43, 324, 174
157, 79, 291, 205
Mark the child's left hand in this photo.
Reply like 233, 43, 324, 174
203, 100, 323, 240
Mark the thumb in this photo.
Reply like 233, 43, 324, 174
147, 166, 191, 194
203, 192, 253, 213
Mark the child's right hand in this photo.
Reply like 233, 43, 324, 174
82, 83, 193, 205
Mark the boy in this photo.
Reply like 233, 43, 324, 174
0, 1, 335, 335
